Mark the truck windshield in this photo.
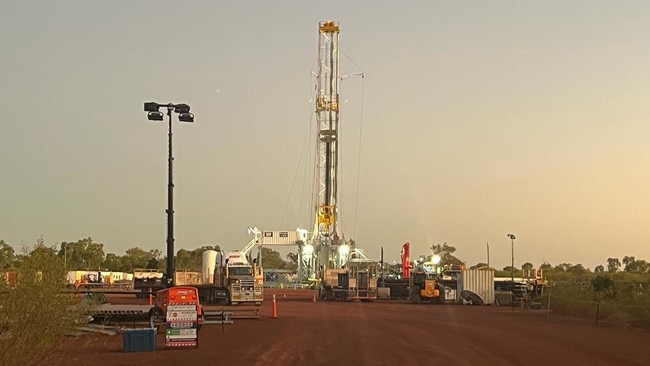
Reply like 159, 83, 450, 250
230, 267, 252, 276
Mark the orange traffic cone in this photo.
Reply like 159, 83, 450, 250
272, 294, 278, 319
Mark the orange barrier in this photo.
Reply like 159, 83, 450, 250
272, 294, 277, 319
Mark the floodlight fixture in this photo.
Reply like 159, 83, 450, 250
174, 103, 191, 114
302, 244, 315, 256
144, 102, 160, 112
147, 111, 164, 121
338, 244, 350, 256
178, 112, 194, 123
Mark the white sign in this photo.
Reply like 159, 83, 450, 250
167, 304, 196, 312
165, 304, 199, 348
166, 310, 198, 322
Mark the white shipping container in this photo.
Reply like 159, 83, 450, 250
104, 271, 131, 284
260, 231, 298, 245
460, 269, 495, 305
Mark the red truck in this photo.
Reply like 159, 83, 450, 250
148, 286, 205, 331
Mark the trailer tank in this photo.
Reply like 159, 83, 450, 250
202, 250, 218, 285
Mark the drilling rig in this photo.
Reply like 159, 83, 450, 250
297, 21, 377, 301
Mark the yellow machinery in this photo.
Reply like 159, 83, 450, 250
409, 271, 445, 304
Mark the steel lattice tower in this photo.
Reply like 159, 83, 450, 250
298, 21, 346, 282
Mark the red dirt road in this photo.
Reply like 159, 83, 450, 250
48, 290, 650, 366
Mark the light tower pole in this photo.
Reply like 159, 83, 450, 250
507, 233, 516, 310
144, 102, 194, 287
507, 233, 516, 283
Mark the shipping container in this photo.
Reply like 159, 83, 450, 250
459, 269, 495, 305
175, 271, 202, 286
260, 231, 299, 245
104, 271, 132, 285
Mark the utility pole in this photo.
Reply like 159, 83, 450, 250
507, 233, 516, 312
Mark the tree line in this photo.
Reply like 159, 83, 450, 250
0, 237, 296, 273
1, 237, 649, 277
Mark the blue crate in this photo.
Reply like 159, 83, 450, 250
123, 328, 156, 352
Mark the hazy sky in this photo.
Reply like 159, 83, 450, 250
2, 1, 649, 270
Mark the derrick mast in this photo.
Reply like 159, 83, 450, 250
315, 20, 341, 244
299, 21, 350, 283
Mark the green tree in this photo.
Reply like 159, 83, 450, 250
121, 247, 160, 271
554, 263, 572, 272
29, 237, 57, 258
0, 239, 15, 269
539, 262, 552, 271
430, 242, 462, 265
567, 264, 589, 280
175, 249, 192, 270
58, 237, 105, 270
591, 274, 615, 301
622, 256, 650, 273
607, 257, 621, 273
594, 265, 605, 273
146, 257, 160, 270
261, 247, 287, 269
502, 266, 518, 277
101, 253, 124, 271
635, 260, 649, 273
622, 256, 636, 272
285, 252, 298, 271
11, 253, 26, 269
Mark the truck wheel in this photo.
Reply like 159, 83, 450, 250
149, 308, 162, 332
436, 284, 446, 304
410, 286, 422, 304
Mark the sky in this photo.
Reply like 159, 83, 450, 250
1, 1, 650, 270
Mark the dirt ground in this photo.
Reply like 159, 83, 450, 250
46, 290, 650, 366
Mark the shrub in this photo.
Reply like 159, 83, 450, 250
0, 245, 90, 366
545, 275, 650, 329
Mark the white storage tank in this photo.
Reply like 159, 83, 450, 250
202, 250, 218, 284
